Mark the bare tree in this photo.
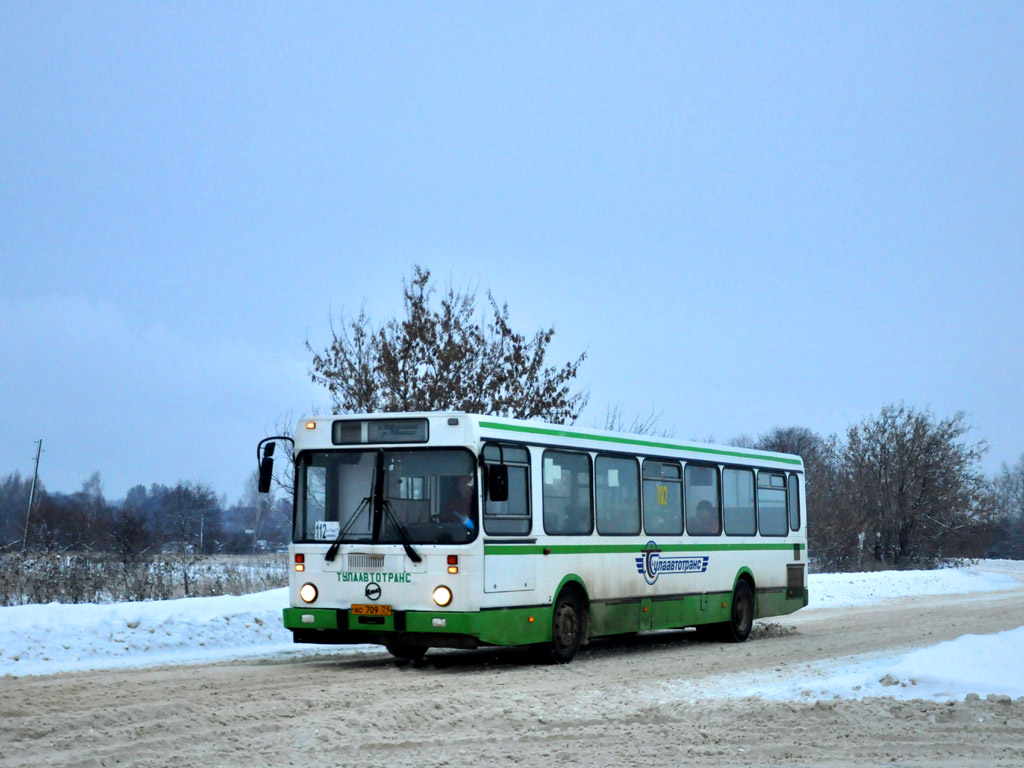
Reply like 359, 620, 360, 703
842, 405, 995, 567
69, 471, 108, 549
107, 502, 151, 601
308, 304, 382, 414
595, 402, 674, 437
994, 454, 1024, 520
240, 470, 282, 552
0, 472, 34, 551
307, 265, 588, 423
164, 482, 219, 595
991, 454, 1024, 558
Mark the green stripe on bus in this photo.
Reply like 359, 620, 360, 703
477, 421, 803, 466
484, 542, 805, 556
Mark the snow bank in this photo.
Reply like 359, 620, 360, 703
807, 561, 1021, 609
687, 626, 1024, 703
883, 627, 1024, 699
0, 588, 368, 677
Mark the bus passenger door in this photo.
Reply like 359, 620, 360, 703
482, 447, 536, 594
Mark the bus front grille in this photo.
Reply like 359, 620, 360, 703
348, 554, 386, 570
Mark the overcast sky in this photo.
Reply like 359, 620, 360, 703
2, 3, 1022, 503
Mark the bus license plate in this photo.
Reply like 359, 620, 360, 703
350, 604, 392, 616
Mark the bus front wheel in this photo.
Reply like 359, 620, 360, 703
545, 588, 584, 664
385, 643, 427, 661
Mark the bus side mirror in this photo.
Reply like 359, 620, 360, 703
258, 442, 275, 494
487, 464, 509, 503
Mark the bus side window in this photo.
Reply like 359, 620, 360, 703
788, 473, 801, 532
482, 444, 531, 536
723, 468, 756, 536
757, 471, 788, 536
642, 460, 683, 536
595, 455, 640, 536
542, 450, 593, 535
684, 463, 721, 536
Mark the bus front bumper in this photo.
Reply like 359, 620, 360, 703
282, 606, 551, 648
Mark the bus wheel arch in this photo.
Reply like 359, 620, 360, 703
732, 567, 756, 595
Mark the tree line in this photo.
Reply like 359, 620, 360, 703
2, 416, 1021, 574
0, 471, 291, 557
740, 407, 1023, 570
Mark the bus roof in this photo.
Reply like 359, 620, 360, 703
297, 412, 804, 470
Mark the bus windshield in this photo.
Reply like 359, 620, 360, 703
296, 448, 478, 545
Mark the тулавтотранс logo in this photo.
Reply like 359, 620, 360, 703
635, 541, 709, 585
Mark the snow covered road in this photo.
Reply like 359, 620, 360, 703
2, 561, 1023, 767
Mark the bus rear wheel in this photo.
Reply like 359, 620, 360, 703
545, 588, 584, 664
721, 579, 755, 643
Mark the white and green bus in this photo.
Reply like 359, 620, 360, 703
259, 412, 808, 663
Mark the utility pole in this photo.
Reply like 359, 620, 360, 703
23, 439, 43, 552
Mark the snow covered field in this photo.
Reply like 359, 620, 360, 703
2, 560, 1022, 703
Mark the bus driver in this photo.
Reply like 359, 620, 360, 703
446, 475, 476, 533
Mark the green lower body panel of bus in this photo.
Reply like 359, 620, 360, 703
589, 591, 739, 635
283, 586, 807, 649
588, 588, 806, 636
756, 587, 809, 617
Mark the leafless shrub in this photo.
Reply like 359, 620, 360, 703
0, 552, 287, 606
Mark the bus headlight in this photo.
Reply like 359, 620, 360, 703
299, 583, 318, 604
432, 585, 453, 607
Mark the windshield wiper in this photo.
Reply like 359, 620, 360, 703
325, 495, 371, 562
381, 499, 422, 563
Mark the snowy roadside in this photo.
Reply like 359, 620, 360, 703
679, 625, 1024, 702
806, 559, 1023, 609
2, 560, 1022, 696
668, 559, 1024, 703
0, 588, 373, 678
